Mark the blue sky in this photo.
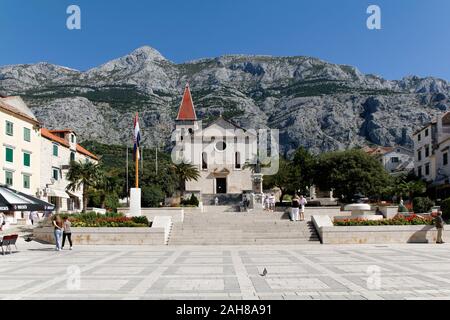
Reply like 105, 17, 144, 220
0, 0, 449, 80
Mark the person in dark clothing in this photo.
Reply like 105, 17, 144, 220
435, 211, 445, 244
62, 217, 73, 250
290, 196, 300, 221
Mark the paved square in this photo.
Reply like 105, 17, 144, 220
2, 240, 450, 300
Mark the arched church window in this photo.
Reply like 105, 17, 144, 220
235, 152, 241, 169
202, 152, 208, 170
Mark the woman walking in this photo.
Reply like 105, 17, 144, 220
62, 216, 73, 250
290, 195, 300, 221
299, 195, 307, 221
52, 215, 64, 251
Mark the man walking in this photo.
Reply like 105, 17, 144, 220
435, 211, 445, 244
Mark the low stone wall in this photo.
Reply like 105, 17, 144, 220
33, 226, 165, 245
276, 206, 344, 218
312, 215, 449, 244
118, 207, 185, 222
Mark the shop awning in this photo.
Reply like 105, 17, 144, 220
0, 185, 55, 212
47, 188, 70, 199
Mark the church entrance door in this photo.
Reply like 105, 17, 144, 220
216, 178, 227, 194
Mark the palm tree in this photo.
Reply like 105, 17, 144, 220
170, 161, 200, 194
66, 160, 102, 213
97, 171, 121, 209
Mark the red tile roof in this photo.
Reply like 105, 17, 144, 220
363, 146, 394, 155
49, 129, 76, 135
176, 84, 197, 121
41, 128, 98, 160
76, 144, 99, 161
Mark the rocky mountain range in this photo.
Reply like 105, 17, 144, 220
0, 46, 449, 155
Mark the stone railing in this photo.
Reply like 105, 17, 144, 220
118, 207, 185, 222
311, 215, 449, 244
33, 226, 165, 245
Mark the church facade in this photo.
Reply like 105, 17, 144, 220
174, 84, 257, 197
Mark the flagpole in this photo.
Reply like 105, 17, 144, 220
135, 112, 139, 189
126, 146, 129, 206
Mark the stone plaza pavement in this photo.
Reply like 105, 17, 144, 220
1, 239, 450, 300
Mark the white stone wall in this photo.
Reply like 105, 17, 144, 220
177, 119, 257, 194
381, 148, 413, 173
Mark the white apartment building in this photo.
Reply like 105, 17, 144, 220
40, 128, 98, 213
413, 112, 450, 198
0, 94, 98, 216
363, 146, 414, 175
0, 96, 41, 196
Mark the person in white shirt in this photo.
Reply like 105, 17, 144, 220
269, 193, 276, 212
264, 194, 270, 211
299, 195, 307, 221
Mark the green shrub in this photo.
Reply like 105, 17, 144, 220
440, 197, 450, 220
412, 197, 434, 213
131, 216, 149, 225
104, 193, 119, 212
142, 185, 165, 207
334, 214, 433, 226
180, 194, 199, 207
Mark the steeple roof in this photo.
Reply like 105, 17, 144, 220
176, 84, 197, 121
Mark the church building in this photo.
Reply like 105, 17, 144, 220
174, 84, 257, 202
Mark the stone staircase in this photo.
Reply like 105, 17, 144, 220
200, 194, 243, 206
168, 205, 320, 245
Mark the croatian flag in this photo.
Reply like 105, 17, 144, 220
133, 113, 141, 160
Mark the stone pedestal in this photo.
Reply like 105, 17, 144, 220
129, 188, 142, 217
251, 173, 264, 209
344, 203, 371, 216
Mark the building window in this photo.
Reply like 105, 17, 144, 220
425, 163, 430, 176
5, 147, 13, 163
71, 134, 75, 143
201, 152, 208, 170
52, 168, 59, 181
245, 136, 250, 144
53, 144, 59, 157
5, 171, 13, 186
70, 152, 75, 162
23, 127, 31, 142
417, 150, 422, 161
23, 175, 30, 189
418, 166, 422, 178
23, 152, 31, 167
235, 152, 241, 169
418, 133, 421, 142
391, 157, 399, 163
444, 153, 448, 166
425, 145, 430, 157
425, 128, 429, 137
5, 121, 13, 136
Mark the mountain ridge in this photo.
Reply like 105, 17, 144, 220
0, 46, 448, 155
